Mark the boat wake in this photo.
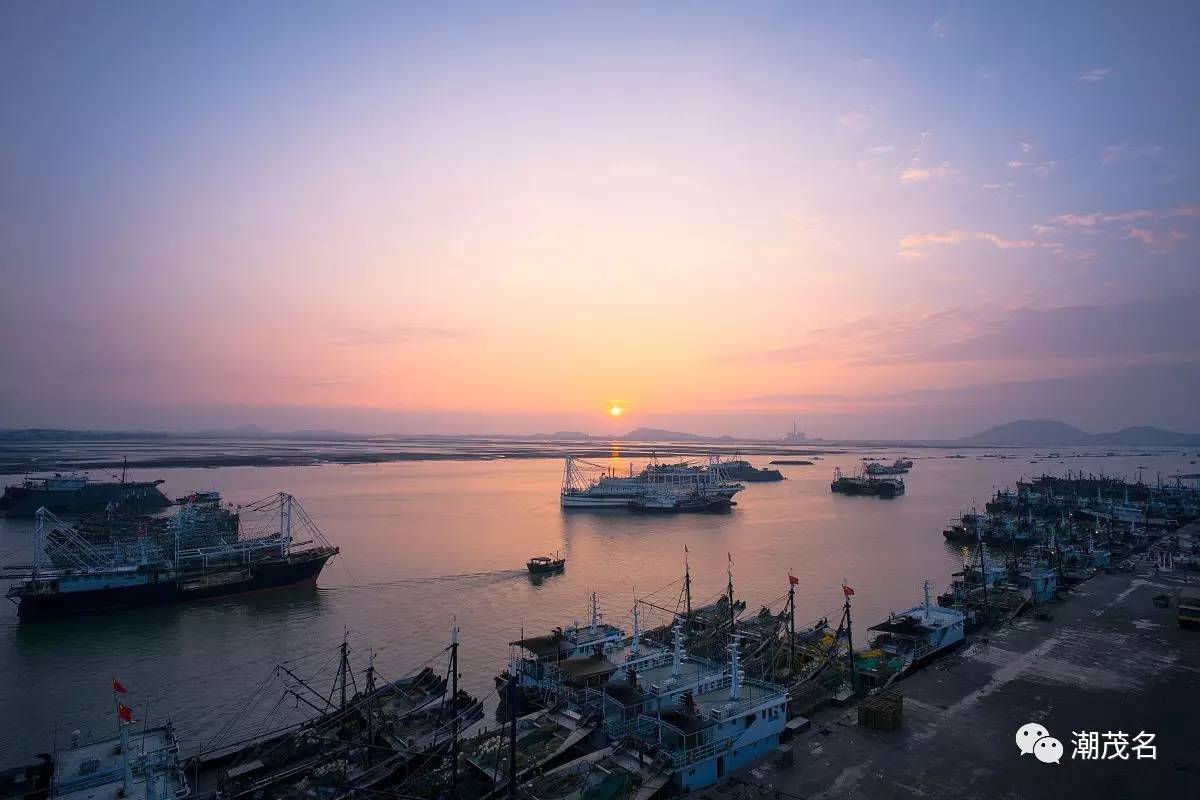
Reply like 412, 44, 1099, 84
323, 569, 526, 591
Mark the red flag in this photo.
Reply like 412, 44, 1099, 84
117, 703, 133, 723
788, 574, 799, 586
112, 678, 128, 694
842, 585, 855, 597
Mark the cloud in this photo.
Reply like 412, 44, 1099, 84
728, 295, 1200, 370
975, 233, 1037, 249
868, 145, 895, 156
738, 360, 1200, 438
900, 162, 959, 183
1127, 228, 1190, 251
837, 111, 872, 132
898, 230, 1037, 257
918, 131, 933, 140
1102, 143, 1164, 164
330, 325, 461, 346
1046, 206, 1196, 231
1078, 67, 1110, 83
1007, 159, 1058, 177
1020, 142, 1033, 153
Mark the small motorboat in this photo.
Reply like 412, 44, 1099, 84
527, 554, 566, 575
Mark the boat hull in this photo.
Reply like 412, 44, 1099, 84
13, 550, 336, 618
0, 481, 170, 516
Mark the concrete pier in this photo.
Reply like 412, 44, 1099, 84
706, 562, 1200, 799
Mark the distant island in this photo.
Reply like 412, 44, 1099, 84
962, 419, 1200, 447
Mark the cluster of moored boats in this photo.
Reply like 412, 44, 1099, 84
936, 473, 1200, 625
7, 551, 975, 800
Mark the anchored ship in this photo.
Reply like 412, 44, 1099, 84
560, 455, 744, 510
0, 472, 170, 516
4, 492, 338, 618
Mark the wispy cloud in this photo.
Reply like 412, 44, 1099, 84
837, 111, 872, 132
1006, 159, 1058, 177
899, 230, 1036, 257
1078, 67, 1110, 83
1019, 142, 1033, 153
1102, 143, 1164, 165
867, 145, 895, 156
1127, 228, 1190, 251
728, 295, 1199, 369
900, 161, 959, 183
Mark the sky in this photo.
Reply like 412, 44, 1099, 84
1, 1, 1198, 439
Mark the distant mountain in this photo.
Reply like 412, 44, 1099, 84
616, 427, 734, 442
962, 419, 1200, 446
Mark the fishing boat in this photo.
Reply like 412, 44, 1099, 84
0, 472, 170, 516
560, 455, 743, 510
4, 492, 338, 618
629, 490, 732, 513
527, 554, 566, 575
196, 628, 482, 800
711, 457, 784, 482
864, 458, 910, 475
857, 581, 965, 685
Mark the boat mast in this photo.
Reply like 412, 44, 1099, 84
365, 649, 375, 767
32, 507, 45, 581
727, 553, 735, 641
843, 585, 858, 693
506, 660, 518, 800
338, 631, 349, 711
450, 620, 460, 800
976, 531, 991, 622
788, 574, 796, 668
280, 492, 293, 556
683, 546, 693, 633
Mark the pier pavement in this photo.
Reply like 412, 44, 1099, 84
706, 560, 1200, 799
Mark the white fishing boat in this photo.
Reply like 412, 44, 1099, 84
864, 581, 965, 676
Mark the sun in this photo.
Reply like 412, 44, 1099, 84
609, 405, 623, 417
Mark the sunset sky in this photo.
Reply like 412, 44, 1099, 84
2, 2, 1198, 439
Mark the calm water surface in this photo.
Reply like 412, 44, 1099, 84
0, 448, 1192, 762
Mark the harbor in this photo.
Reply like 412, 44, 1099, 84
1, 446, 1197, 799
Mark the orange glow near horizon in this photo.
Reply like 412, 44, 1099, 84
609, 405, 623, 417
